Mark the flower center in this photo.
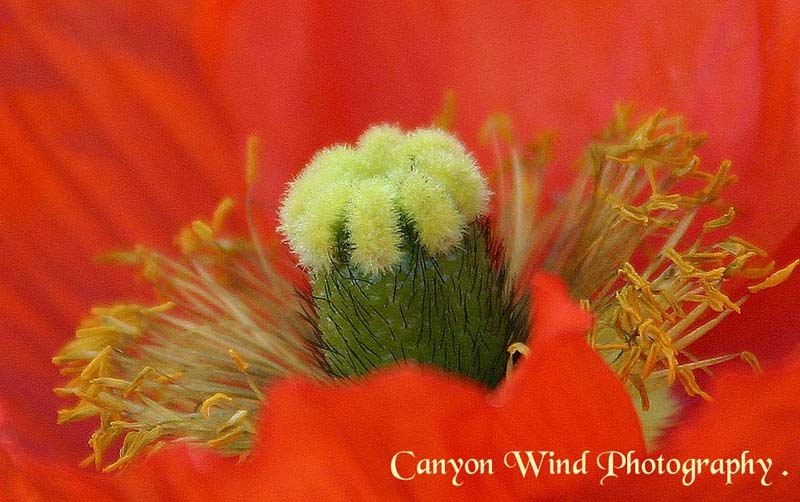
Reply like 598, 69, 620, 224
52, 106, 797, 470
278, 126, 527, 386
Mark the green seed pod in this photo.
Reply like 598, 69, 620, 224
315, 221, 526, 386
280, 126, 528, 386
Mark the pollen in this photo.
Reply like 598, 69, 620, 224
278, 125, 490, 274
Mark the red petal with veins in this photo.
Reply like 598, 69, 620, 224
0, 0, 242, 458
218, 1, 800, 254
0, 0, 798, 473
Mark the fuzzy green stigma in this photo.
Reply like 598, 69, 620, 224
280, 126, 525, 386
279, 125, 491, 274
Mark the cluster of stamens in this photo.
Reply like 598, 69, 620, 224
491, 106, 797, 441
53, 149, 326, 471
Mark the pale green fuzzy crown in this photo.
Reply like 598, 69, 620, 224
278, 125, 491, 274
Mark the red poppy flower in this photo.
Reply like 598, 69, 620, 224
1, 1, 799, 500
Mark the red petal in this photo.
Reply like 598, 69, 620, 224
236, 274, 644, 498
0, 1, 242, 457
647, 349, 800, 498
0, 450, 119, 501
0, 444, 234, 501
2, 0, 799, 467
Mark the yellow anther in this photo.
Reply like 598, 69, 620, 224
143, 302, 174, 315
740, 351, 763, 374
618, 345, 642, 383
683, 252, 730, 265
676, 368, 712, 401
674, 155, 700, 176
212, 197, 235, 233
87, 377, 129, 390
629, 375, 651, 411
505, 342, 531, 378
698, 160, 731, 200
594, 344, 631, 351
617, 288, 643, 324
703, 207, 736, 231
640, 320, 671, 347
615, 203, 650, 225
740, 261, 776, 279
200, 393, 233, 418
640, 343, 660, 380
207, 428, 244, 449
620, 263, 647, 289
725, 236, 768, 257
142, 254, 160, 281
123, 367, 154, 397
507, 342, 530, 357
101, 315, 141, 336
75, 325, 111, 338
156, 371, 182, 384
57, 403, 100, 424
97, 248, 144, 265
725, 252, 756, 275
79, 345, 113, 380
228, 349, 249, 373
177, 227, 199, 254
747, 259, 799, 293
228, 349, 264, 400
643, 164, 659, 193
665, 349, 678, 386
104, 427, 163, 472
643, 194, 681, 212
191, 220, 215, 243
432, 90, 457, 131
665, 248, 693, 275
218, 409, 249, 433
704, 287, 741, 313
480, 113, 515, 146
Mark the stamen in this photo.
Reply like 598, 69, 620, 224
505, 342, 531, 378
703, 207, 735, 231
740, 351, 763, 374
229, 349, 265, 400
54, 197, 326, 470
748, 259, 799, 292
200, 393, 233, 418
492, 106, 797, 444
212, 198, 235, 233
676, 367, 712, 401
629, 375, 651, 411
